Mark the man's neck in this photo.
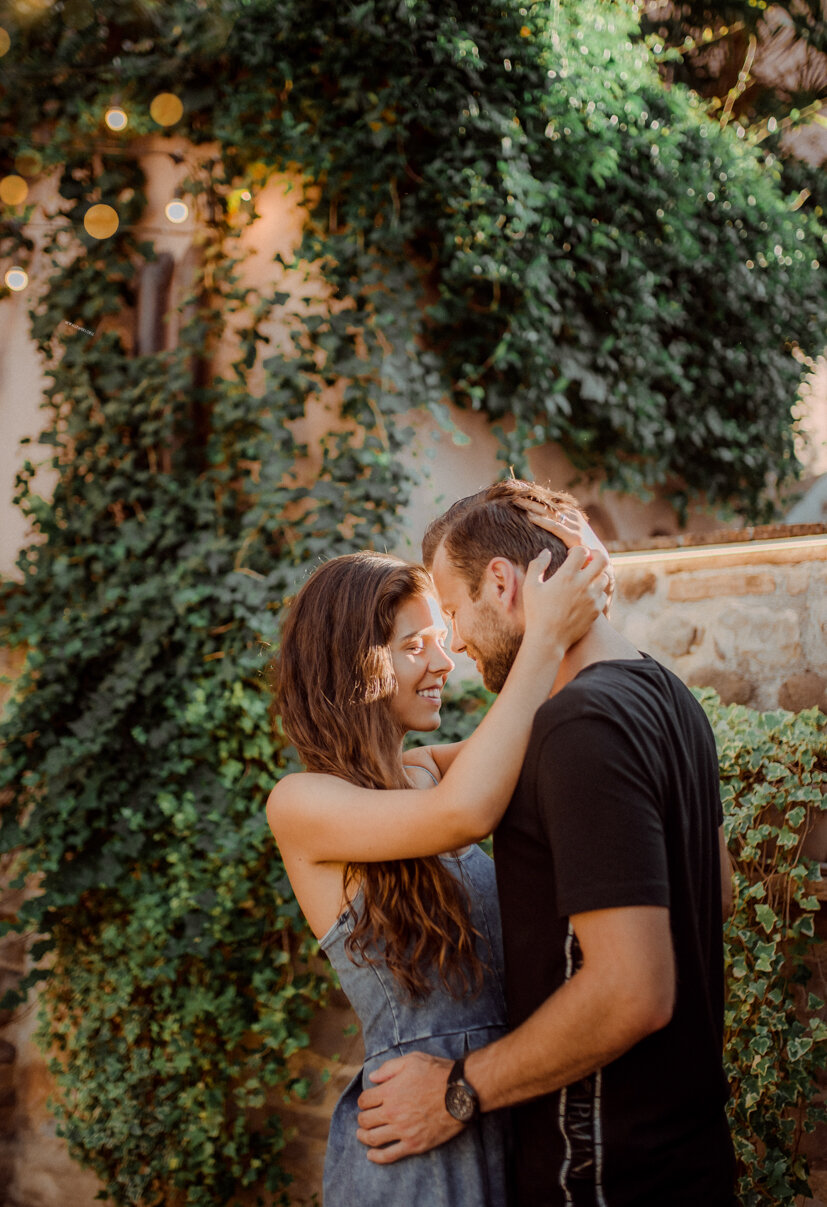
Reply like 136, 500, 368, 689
549, 615, 642, 696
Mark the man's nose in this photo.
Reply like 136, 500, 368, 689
449, 627, 466, 655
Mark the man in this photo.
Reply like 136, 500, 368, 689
356, 479, 736, 1207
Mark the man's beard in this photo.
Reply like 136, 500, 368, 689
468, 601, 524, 694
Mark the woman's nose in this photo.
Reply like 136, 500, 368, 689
431, 644, 455, 675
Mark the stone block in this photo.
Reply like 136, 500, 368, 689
9, 1131, 111, 1207
617, 570, 657, 602
712, 606, 801, 667
787, 564, 812, 596
650, 613, 700, 658
615, 613, 655, 656
815, 599, 827, 643
803, 811, 827, 864
778, 672, 827, 714
668, 570, 776, 602
685, 667, 755, 706
805, 1176, 827, 1207
279, 1102, 339, 1144
304, 1002, 362, 1064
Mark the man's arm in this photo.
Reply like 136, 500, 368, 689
356, 903, 674, 1162
719, 824, 735, 919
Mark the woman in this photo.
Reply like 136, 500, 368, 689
267, 530, 608, 1206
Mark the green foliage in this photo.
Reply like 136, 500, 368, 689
705, 694, 827, 1205
3, 0, 826, 517
640, 1, 827, 239
0, 1, 825, 1203
440, 686, 827, 1204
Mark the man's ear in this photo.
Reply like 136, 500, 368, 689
482, 557, 524, 613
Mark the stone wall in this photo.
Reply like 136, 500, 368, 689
611, 525, 827, 714
1, 527, 826, 1206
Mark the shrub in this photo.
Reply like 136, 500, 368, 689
707, 694, 827, 1205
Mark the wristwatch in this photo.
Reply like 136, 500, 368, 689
445, 1057, 480, 1124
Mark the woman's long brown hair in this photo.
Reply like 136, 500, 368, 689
271, 552, 485, 1000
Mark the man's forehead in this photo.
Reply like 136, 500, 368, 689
430, 543, 465, 604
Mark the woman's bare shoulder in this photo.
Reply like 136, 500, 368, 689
401, 746, 442, 784
267, 771, 341, 818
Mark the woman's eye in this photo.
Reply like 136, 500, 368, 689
407, 643, 424, 654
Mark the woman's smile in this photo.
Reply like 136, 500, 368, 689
389, 594, 454, 732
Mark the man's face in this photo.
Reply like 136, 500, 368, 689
430, 543, 523, 693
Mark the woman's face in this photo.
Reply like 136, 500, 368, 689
388, 593, 455, 733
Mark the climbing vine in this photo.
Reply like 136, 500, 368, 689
0, 1, 826, 1203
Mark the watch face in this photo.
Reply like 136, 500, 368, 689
445, 1082, 477, 1123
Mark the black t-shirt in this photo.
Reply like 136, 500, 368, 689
494, 655, 736, 1207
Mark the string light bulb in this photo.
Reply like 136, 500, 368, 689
15, 149, 43, 177
165, 199, 189, 224
0, 175, 29, 205
104, 107, 128, 132
0, 28, 10, 56
150, 93, 184, 126
4, 267, 29, 292
84, 204, 119, 239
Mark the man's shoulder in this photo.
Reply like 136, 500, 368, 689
532, 655, 685, 735
532, 654, 713, 751
539, 655, 649, 712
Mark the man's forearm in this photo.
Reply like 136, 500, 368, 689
356, 905, 674, 1164
465, 967, 652, 1111
467, 907, 675, 1111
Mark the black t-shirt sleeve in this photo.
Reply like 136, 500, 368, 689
535, 712, 671, 918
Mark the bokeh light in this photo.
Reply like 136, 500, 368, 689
63, 0, 95, 29
104, 107, 128, 132
84, 204, 119, 239
4, 267, 29, 292
0, 28, 10, 56
165, 199, 189, 224
0, 175, 29, 205
150, 93, 184, 127
15, 149, 42, 177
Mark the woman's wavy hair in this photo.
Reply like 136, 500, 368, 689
270, 551, 485, 1000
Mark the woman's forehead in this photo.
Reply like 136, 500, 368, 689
393, 593, 446, 635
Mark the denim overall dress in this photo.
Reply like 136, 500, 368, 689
320, 843, 510, 1206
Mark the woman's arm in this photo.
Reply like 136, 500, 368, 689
268, 546, 608, 865
514, 498, 615, 614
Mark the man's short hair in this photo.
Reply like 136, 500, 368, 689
421, 479, 585, 599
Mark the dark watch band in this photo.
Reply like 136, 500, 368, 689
444, 1056, 480, 1124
